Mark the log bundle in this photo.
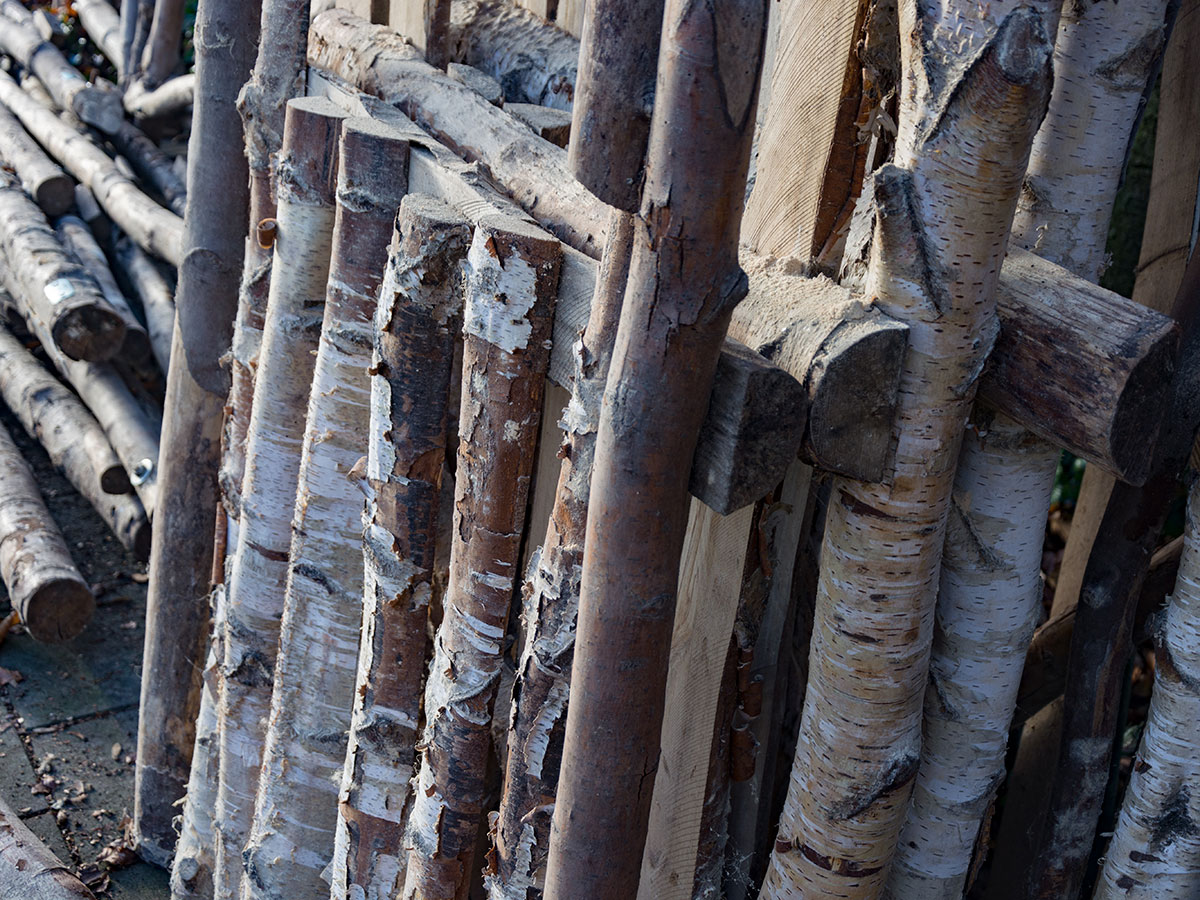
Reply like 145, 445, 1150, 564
0, 3, 1197, 900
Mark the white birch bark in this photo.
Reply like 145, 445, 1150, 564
240, 118, 411, 900
213, 97, 346, 900
1095, 477, 1200, 898
887, 3, 1175, 894
760, 6, 1053, 897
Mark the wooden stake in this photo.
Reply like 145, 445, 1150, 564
0, 419, 94, 643
543, 0, 767, 893
329, 194, 472, 900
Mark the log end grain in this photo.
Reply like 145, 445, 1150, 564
33, 173, 75, 219
51, 303, 126, 364
21, 573, 95, 643
1108, 324, 1179, 485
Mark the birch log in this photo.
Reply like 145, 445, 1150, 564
0, 325, 150, 558
124, 74, 195, 119
542, 0, 767, 893
120, 0, 154, 85
0, 419, 94, 643
138, 0, 186, 89
112, 235, 175, 374
1094, 477, 1200, 898
328, 195, 472, 900
241, 117, 411, 900
0, 103, 72, 218
0, 791, 97, 899
448, 0, 578, 109
74, 0, 125, 74
0, 171, 126, 363
308, 8, 609, 257
759, 8, 1052, 898
110, 122, 189, 217
214, 97, 345, 900
402, 214, 562, 900
487, 209, 630, 900
0, 70, 184, 266
0, 0, 123, 134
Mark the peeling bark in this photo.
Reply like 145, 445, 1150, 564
761, 7, 1052, 898
0, 0, 123, 133
213, 97, 345, 900
242, 117, 412, 900
0, 418, 94, 643
329, 194, 472, 900
0, 69, 184, 266
542, 0, 767, 894
487, 208, 631, 900
402, 215, 562, 900
0, 101, 72, 217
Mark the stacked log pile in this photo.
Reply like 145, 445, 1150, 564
2, 1, 1200, 900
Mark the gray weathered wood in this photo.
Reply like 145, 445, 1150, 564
506, 101, 571, 146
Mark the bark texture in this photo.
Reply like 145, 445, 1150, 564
542, 0, 767, 894
329, 195, 472, 900
0, 791, 97, 899
402, 214, 562, 900
112, 235, 175, 374
74, 0, 125, 73
110, 121, 189, 217
760, 7, 1052, 898
308, 7, 608, 258
120, 0, 154, 85
213, 97, 345, 900
1094, 477, 1200, 898
0, 418, 94, 643
138, 0, 185, 88
241, 117, 411, 900
0, 0, 123, 133
0, 170, 126, 363
567, 0, 662, 210
124, 73, 195, 119
0, 69, 184, 266
487, 209, 631, 900
0, 101, 72, 217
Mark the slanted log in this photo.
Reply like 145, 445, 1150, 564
56, 216, 155, 370
0, 102, 72, 217
120, 0, 155, 85
489, 209, 630, 900
111, 235, 175, 374
0, 71, 184, 266
74, 0, 125, 74
214, 96, 345, 898
309, 8, 608, 256
0, 420, 94, 643
404, 214, 562, 900
0, 791, 97, 899
542, 0, 767, 893
568, 0, 661, 210
0, 171, 126, 363
242, 117, 411, 900
449, 0, 578, 109
0, 325, 150, 558
0, 0, 123, 133
329, 194, 472, 900
110, 122, 188, 217
124, 73, 195, 119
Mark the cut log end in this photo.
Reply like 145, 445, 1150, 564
1109, 328, 1179, 484
51, 304, 127, 364
99, 463, 133, 496
21, 575, 95, 643
72, 85, 125, 135
33, 174, 75, 219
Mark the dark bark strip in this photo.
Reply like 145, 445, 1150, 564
403, 215, 562, 900
542, 0, 768, 895
330, 194, 473, 900
487, 208, 632, 900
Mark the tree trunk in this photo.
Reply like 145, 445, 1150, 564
0, 418, 94, 643
74, 0, 125, 75
308, 7, 609, 258
138, 0, 185, 88
0, 792, 97, 899
487, 208, 630, 900
0, 69, 184, 266
110, 121, 189, 217
0, 102, 72, 217
1094, 478, 1200, 897
111, 235, 175, 374
241, 117, 411, 900
328, 194, 473, 900
132, 0, 261, 867
0, 324, 150, 558
402, 214, 562, 900
213, 96, 345, 900
759, 7, 1052, 898
0, 0, 124, 133
542, 0, 768, 894
448, 0, 578, 109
